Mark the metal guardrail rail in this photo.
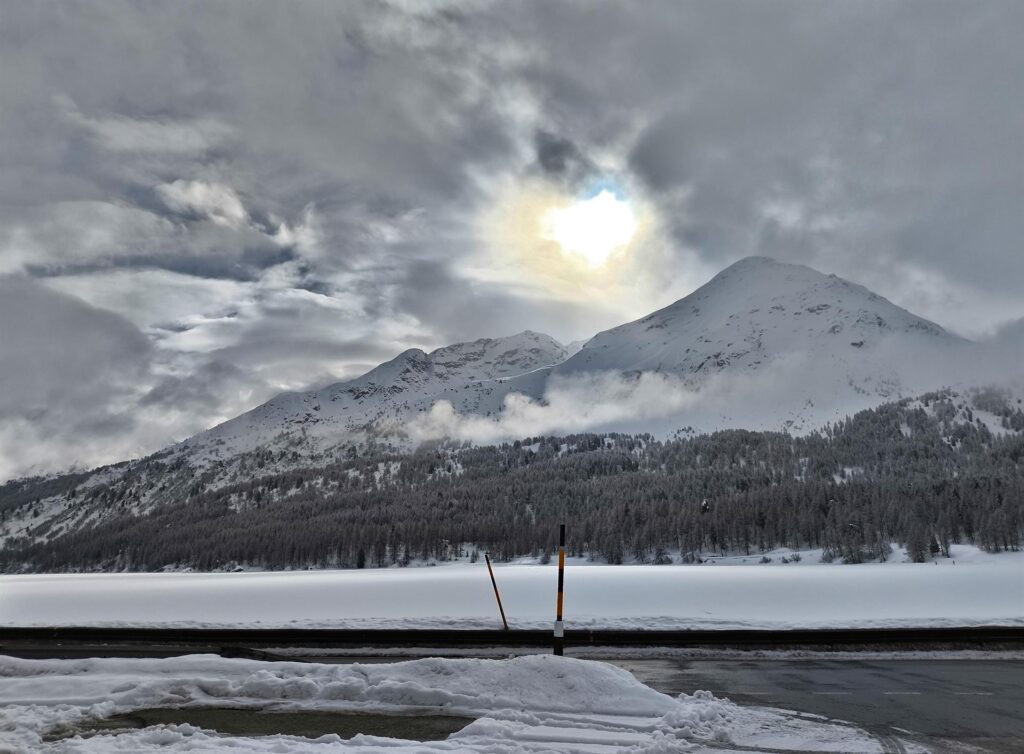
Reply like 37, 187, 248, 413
1, 625, 1022, 654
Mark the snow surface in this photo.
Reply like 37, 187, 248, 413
0, 653, 913, 753
3, 547, 1020, 630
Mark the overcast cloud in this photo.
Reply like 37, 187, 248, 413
0, 0, 1022, 479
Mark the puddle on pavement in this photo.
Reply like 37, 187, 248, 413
65, 708, 475, 741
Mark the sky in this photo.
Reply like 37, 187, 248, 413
1, 0, 1023, 480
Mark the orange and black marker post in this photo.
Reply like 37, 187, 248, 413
484, 552, 509, 631
554, 523, 566, 655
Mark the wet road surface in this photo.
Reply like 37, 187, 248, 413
606, 658, 1024, 753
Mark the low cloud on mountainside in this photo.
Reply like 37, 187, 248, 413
406, 371, 704, 446
405, 336, 1024, 447
0, 1, 1023, 478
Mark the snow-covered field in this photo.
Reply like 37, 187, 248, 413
0, 653, 920, 753
2, 546, 1020, 630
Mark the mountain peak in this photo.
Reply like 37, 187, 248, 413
556, 256, 957, 380
712, 255, 842, 285
428, 330, 567, 379
721, 255, 782, 270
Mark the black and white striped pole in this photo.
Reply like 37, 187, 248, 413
553, 523, 566, 656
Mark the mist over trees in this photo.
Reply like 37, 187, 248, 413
1, 391, 1021, 572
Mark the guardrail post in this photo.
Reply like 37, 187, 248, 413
554, 523, 565, 655
484, 552, 509, 631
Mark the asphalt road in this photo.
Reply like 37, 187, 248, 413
606, 658, 1024, 753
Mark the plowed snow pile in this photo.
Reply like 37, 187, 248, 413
0, 654, 912, 753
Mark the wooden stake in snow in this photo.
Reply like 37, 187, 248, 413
484, 552, 509, 631
554, 523, 566, 656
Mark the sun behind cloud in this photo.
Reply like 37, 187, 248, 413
541, 190, 638, 266
473, 178, 663, 309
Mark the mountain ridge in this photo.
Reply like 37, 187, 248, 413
8, 256, 992, 474
2, 255, 1021, 558
180, 329, 572, 462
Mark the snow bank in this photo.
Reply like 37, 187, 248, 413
2, 548, 1021, 630
0, 654, 908, 753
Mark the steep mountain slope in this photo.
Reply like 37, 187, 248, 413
178, 330, 569, 463
549, 256, 972, 432
559, 256, 961, 382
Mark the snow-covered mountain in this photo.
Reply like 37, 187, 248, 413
547, 256, 973, 432
559, 256, 959, 378
179, 330, 571, 462
3, 255, 1020, 554
142, 256, 985, 463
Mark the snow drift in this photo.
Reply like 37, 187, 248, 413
0, 654, 910, 752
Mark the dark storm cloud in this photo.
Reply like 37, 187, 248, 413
533, 130, 595, 187
0, 276, 300, 478
0, 276, 153, 424
0, 0, 1021, 478
0, 277, 152, 477
25, 247, 298, 284
140, 360, 251, 412
396, 259, 604, 345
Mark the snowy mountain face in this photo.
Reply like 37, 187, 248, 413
558, 256, 959, 382
200, 254, 967, 466
12, 256, 989, 475
549, 256, 973, 433
179, 330, 571, 463
39, 256, 976, 476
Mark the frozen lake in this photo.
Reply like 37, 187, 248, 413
2, 546, 1021, 630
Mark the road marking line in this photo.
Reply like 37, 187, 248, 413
883, 691, 921, 695
953, 691, 994, 696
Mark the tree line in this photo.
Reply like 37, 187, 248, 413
1, 389, 1021, 571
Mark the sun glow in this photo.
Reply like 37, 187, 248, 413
473, 179, 662, 308
542, 190, 637, 266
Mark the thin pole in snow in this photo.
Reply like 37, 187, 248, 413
484, 552, 509, 631
554, 523, 566, 656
